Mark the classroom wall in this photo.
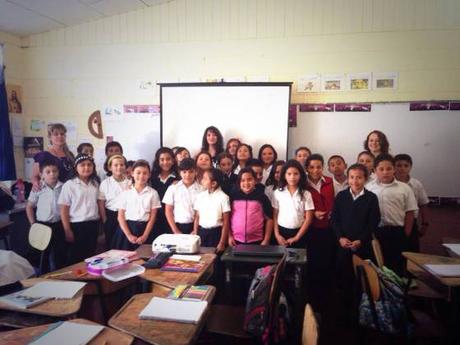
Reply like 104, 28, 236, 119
2, 0, 460, 178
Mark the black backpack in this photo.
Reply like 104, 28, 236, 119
244, 265, 276, 340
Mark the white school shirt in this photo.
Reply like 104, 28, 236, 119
262, 165, 272, 185
194, 188, 230, 228
264, 186, 276, 205
366, 179, 418, 227
333, 177, 348, 196
118, 186, 161, 222
98, 176, 132, 211
233, 165, 242, 175
350, 188, 365, 201
28, 181, 63, 223
272, 188, 315, 229
407, 177, 429, 219
308, 176, 326, 193
162, 181, 202, 224
58, 178, 100, 222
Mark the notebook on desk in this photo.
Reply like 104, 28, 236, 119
232, 244, 286, 257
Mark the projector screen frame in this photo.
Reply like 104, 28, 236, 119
159, 82, 292, 160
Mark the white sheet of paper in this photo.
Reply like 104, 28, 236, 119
24, 281, 86, 299
139, 297, 207, 323
424, 264, 460, 277
442, 243, 460, 256
171, 254, 201, 262
29, 321, 104, 345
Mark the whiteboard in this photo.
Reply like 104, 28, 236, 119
290, 103, 460, 197
103, 113, 161, 163
161, 83, 291, 160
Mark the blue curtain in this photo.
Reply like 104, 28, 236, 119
0, 44, 17, 180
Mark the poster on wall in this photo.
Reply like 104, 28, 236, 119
297, 74, 321, 93
321, 74, 345, 92
372, 72, 398, 90
23, 137, 43, 158
347, 73, 371, 91
11, 116, 23, 147
123, 104, 160, 115
6, 84, 23, 114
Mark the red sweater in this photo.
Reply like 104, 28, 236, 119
307, 176, 335, 229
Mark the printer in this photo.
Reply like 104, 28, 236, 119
152, 234, 201, 254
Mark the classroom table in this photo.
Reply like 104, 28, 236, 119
441, 237, 460, 258
136, 245, 217, 291
403, 251, 460, 344
109, 286, 215, 345
0, 318, 134, 344
34, 261, 139, 322
0, 280, 84, 329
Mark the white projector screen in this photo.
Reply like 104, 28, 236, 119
161, 83, 291, 160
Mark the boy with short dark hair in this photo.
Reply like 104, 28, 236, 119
163, 158, 202, 234
328, 155, 348, 196
247, 158, 265, 193
367, 154, 418, 276
26, 159, 66, 270
306, 154, 336, 285
394, 153, 429, 252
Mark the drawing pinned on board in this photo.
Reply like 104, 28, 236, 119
123, 104, 160, 115
103, 105, 122, 116
297, 74, 320, 93
321, 74, 345, 92
23, 137, 43, 158
373, 72, 398, 90
348, 73, 371, 91
299, 104, 334, 112
88, 110, 104, 139
30, 120, 45, 132
6, 85, 22, 114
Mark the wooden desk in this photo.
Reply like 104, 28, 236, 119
0, 318, 134, 344
0, 280, 84, 329
109, 286, 215, 345
34, 261, 139, 322
136, 245, 217, 290
403, 251, 460, 343
0, 221, 13, 250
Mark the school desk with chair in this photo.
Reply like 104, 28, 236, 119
403, 251, 460, 344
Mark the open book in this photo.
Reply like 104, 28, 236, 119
139, 297, 207, 324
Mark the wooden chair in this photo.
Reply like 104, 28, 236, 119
371, 237, 446, 303
371, 238, 384, 269
352, 255, 445, 342
28, 223, 52, 276
206, 253, 287, 343
302, 304, 319, 345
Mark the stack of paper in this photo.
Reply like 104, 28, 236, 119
29, 321, 104, 345
424, 264, 460, 277
139, 297, 207, 324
